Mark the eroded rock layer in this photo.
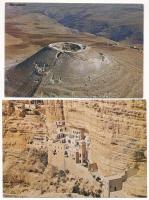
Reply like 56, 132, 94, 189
3, 100, 146, 197
63, 100, 146, 176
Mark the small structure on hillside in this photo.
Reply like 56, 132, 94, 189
13, 103, 26, 117
27, 134, 49, 151
53, 120, 67, 142
30, 100, 44, 105
33, 63, 46, 75
56, 120, 65, 126
88, 162, 98, 172
24, 103, 36, 110
101, 173, 126, 197
24, 100, 44, 110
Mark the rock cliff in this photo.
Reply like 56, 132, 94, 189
3, 100, 146, 197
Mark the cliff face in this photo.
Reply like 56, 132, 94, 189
3, 100, 146, 175
63, 100, 146, 176
3, 100, 64, 153
3, 100, 146, 197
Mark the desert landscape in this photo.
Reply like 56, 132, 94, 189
3, 100, 147, 197
5, 3, 143, 97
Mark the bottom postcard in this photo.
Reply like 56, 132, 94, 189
2, 100, 147, 198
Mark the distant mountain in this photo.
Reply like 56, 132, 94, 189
6, 3, 143, 44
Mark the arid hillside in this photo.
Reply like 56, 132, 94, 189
5, 3, 143, 98
6, 3, 143, 44
3, 100, 147, 197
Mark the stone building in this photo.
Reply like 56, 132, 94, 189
71, 128, 85, 140
26, 120, 128, 196
24, 103, 36, 110
64, 128, 90, 166
101, 174, 124, 197
88, 162, 98, 172
48, 123, 91, 169
54, 120, 66, 142
56, 120, 65, 127
78, 141, 88, 165
27, 134, 49, 151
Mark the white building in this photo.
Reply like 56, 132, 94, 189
64, 128, 90, 166
52, 120, 67, 142
101, 173, 126, 197
24, 103, 36, 110
27, 134, 49, 151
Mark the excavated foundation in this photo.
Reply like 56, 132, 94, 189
49, 42, 86, 53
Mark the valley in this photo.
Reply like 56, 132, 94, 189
5, 3, 143, 98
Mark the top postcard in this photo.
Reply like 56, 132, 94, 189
5, 3, 143, 98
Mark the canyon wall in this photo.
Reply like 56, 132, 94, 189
3, 100, 64, 151
3, 100, 146, 197
63, 100, 146, 176
3, 100, 146, 177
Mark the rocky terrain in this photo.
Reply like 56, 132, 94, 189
6, 3, 143, 44
5, 3, 143, 98
3, 100, 147, 197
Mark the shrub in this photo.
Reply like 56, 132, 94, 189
65, 169, 69, 174
58, 170, 66, 178
72, 184, 80, 193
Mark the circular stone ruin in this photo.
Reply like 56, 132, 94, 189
48, 42, 86, 53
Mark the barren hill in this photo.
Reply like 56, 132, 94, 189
5, 4, 143, 98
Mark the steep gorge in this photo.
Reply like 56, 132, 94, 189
63, 101, 146, 175
3, 100, 147, 197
